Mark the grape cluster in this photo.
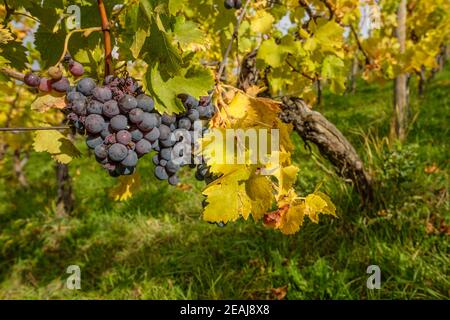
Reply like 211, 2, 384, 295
64, 75, 158, 177
224, 0, 242, 9
151, 94, 216, 185
23, 55, 84, 93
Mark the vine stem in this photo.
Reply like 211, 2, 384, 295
216, 0, 251, 84
97, 0, 113, 77
0, 66, 25, 81
53, 27, 102, 67
0, 126, 71, 132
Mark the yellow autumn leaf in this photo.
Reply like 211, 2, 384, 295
33, 130, 80, 164
111, 173, 141, 202
31, 94, 66, 113
279, 203, 305, 235
250, 11, 275, 34
304, 192, 337, 223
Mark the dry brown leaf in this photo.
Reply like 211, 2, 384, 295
271, 286, 288, 300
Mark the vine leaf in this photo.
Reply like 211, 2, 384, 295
33, 130, 80, 164
111, 173, 141, 202
31, 94, 66, 113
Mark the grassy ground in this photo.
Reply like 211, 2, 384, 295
0, 68, 448, 300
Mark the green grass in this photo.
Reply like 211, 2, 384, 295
0, 69, 448, 300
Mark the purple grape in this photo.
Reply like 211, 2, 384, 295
52, 77, 70, 92
166, 160, 180, 174
93, 86, 112, 102
86, 135, 104, 149
67, 91, 85, 103
161, 114, 176, 125
159, 159, 168, 167
69, 60, 84, 77
119, 94, 137, 113
85, 114, 105, 134
116, 130, 132, 145
108, 143, 128, 162
24, 73, 41, 87
129, 108, 144, 124
94, 144, 108, 159
144, 127, 160, 142
152, 154, 160, 166
160, 148, 173, 161
154, 166, 168, 180
130, 127, 144, 142
110, 115, 128, 131
121, 150, 138, 167
103, 100, 120, 118
100, 122, 112, 139
104, 134, 116, 145
168, 174, 179, 186
71, 99, 87, 116
187, 109, 200, 122
87, 100, 103, 115
137, 113, 159, 131
135, 139, 152, 156
159, 124, 171, 140
67, 112, 78, 122
77, 78, 96, 95
136, 94, 154, 112
178, 117, 191, 130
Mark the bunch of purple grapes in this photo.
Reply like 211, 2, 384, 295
151, 94, 216, 185
64, 75, 158, 177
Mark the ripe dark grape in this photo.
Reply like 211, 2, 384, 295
161, 114, 176, 125
93, 86, 112, 102
52, 77, 70, 92
110, 114, 128, 131
86, 135, 103, 149
24, 73, 41, 87
224, 0, 234, 9
130, 127, 144, 142
39, 77, 52, 92
160, 148, 173, 161
100, 122, 112, 139
103, 100, 120, 118
152, 140, 160, 152
67, 112, 78, 122
234, 0, 242, 9
166, 160, 180, 174
85, 114, 105, 134
136, 94, 154, 112
152, 155, 160, 166
104, 134, 116, 145
116, 130, 132, 145
160, 159, 168, 167
160, 136, 176, 148
159, 124, 171, 140
87, 100, 103, 115
67, 91, 84, 103
71, 99, 87, 116
129, 108, 144, 124
137, 113, 159, 131
69, 60, 84, 77
154, 166, 168, 180
187, 109, 200, 122
178, 117, 191, 130
108, 143, 128, 162
94, 144, 108, 159
119, 94, 138, 113
144, 127, 160, 142
168, 175, 179, 186
77, 78, 96, 95
135, 139, 152, 156
121, 150, 138, 167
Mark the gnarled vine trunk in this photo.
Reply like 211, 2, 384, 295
280, 98, 373, 203
56, 163, 74, 217
237, 51, 374, 203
